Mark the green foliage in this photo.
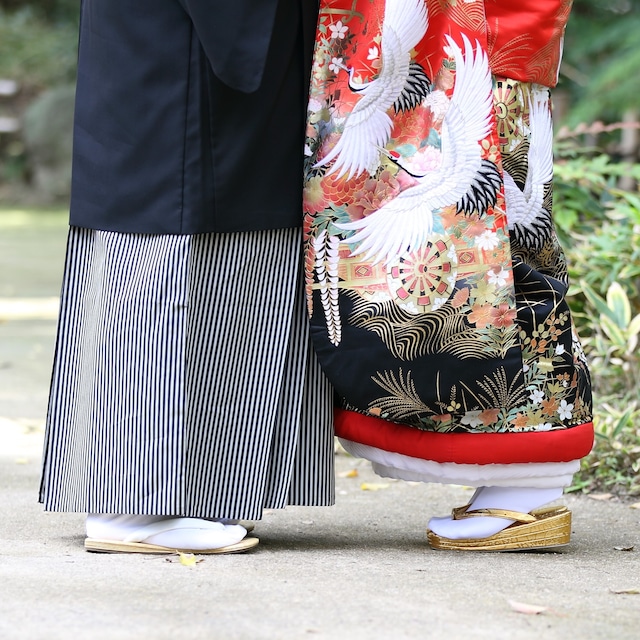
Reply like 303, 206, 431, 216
574, 279, 640, 496
555, 137, 640, 495
0, 1, 78, 22
554, 145, 640, 322
0, 6, 78, 89
568, 400, 640, 496
563, 0, 640, 125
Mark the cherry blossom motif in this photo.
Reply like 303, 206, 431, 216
468, 303, 495, 328
329, 20, 348, 40
557, 399, 574, 421
503, 92, 554, 248
490, 302, 516, 328
487, 268, 509, 287
316, 0, 430, 179
479, 408, 500, 425
336, 35, 495, 266
329, 57, 344, 74
529, 389, 545, 404
460, 410, 483, 428
367, 46, 380, 61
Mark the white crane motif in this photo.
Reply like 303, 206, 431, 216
315, 0, 429, 179
335, 34, 495, 266
503, 93, 554, 249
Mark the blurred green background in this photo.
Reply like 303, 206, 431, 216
0, 0, 638, 495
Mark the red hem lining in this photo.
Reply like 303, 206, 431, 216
335, 409, 594, 464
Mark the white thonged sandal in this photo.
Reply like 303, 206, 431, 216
85, 516, 259, 554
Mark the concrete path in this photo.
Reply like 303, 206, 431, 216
1, 211, 639, 639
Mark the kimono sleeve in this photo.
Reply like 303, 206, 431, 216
178, 0, 280, 93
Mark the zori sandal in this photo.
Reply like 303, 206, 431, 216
85, 537, 258, 554
427, 505, 571, 552
85, 517, 259, 554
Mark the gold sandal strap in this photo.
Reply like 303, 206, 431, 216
451, 505, 537, 524
451, 504, 472, 519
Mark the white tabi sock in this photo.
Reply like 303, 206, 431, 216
86, 514, 248, 550
427, 486, 564, 540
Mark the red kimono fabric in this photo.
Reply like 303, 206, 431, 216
303, 0, 593, 465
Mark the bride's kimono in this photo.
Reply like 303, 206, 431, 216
304, 0, 593, 487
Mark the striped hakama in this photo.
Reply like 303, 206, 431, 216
39, 227, 335, 520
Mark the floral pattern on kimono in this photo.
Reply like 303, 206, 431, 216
303, 0, 592, 437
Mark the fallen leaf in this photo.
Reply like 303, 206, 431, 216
338, 469, 359, 478
613, 546, 635, 552
178, 552, 198, 567
588, 493, 613, 501
14, 458, 29, 465
508, 600, 548, 615
610, 588, 640, 595
629, 502, 640, 510
360, 482, 389, 491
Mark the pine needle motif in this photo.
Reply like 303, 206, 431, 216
462, 366, 528, 411
370, 368, 432, 419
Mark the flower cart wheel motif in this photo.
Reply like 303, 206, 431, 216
386, 235, 458, 314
